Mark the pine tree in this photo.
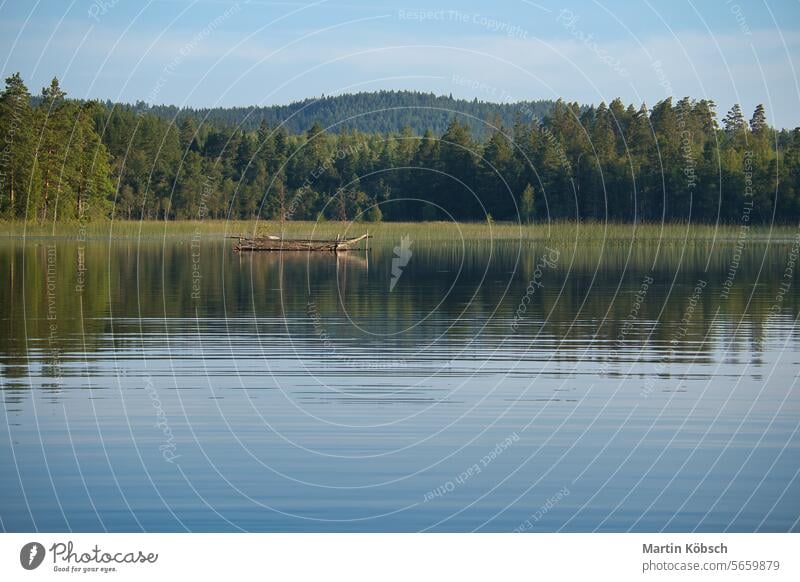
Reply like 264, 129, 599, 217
412, 129, 440, 220
0, 73, 35, 218
438, 120, 477, 219
481, 127, 518, 219
35, 77, 69, 222
723, 104, 746, 136
179, 117, 200, 152
73, 101, 113, 219
750, 104, 767, 133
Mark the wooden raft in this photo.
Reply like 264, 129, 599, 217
234, 233, 370, 252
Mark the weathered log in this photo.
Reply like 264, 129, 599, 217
234, 233, 371, 252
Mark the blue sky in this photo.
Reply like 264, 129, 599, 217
1, 0, 799, 126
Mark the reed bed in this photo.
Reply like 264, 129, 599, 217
1, 219, 797, 243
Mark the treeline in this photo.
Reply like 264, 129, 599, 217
123, 90, 557, 136
0, 74, 112, 222
1, 73, 799, 224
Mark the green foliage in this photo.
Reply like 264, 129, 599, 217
365, 205, 383, 222
131, 90, 558, 137
520, 184, 535, 223
1, 74, 798, 225
0, 76, 113, 222
0, 73, 35, 218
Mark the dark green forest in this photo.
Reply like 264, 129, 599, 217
133, 90, 558, 136
1, 73, 799, 224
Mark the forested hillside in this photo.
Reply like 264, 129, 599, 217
127, 90, 557, 136
1, 74, 798, 224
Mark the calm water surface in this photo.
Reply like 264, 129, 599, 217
1, 234, 799, 532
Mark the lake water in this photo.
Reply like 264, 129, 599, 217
1, 233, 799, 532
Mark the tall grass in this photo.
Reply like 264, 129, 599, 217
1, 219, 796, 242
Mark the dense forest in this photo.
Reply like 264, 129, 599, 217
1, 73, 798, 224
133, 90, 558, 136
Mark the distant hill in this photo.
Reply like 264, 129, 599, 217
118, 90, 558, 136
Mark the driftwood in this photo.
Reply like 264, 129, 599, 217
234, 233, 371, 252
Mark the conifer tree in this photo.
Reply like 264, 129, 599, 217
0, 73, 35, 218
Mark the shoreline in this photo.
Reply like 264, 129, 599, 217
1, 220, 797, 243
